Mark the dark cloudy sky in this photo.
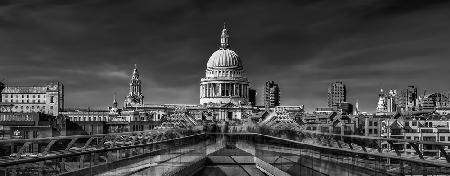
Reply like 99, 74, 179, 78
1, 0, 450, 112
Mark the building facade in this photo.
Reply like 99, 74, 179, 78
200, 25, 250, 106
381, 118, 450, 158
376, 89, 397, 114
0, 82, 64, 116
327, 81, 346, 108
264, 81, 280, 110
396, 85, 418, 112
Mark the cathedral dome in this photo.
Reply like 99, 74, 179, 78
206, 23, 243, 70
207, 49, 242, 69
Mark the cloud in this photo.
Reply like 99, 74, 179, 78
0, 0, 450, 112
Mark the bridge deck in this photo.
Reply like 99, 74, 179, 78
1, 131, 450, 176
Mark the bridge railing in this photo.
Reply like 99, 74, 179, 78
0, 129, 205, 176
245, 127, 450, 175
2, 127, 450, 176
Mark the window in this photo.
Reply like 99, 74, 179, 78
38, 100, 40, 103
441, 136, 445, 141
423, 137, 436, 141
369, 129, 373, 134
50, 106, 53, 110
406, 136, 411, 140
374, 129, 378, 134
369, 121, 373, 126
412, 122, 417, 126
33, 95, 35, 98
22, 95, 24, 98
27, 95, 29, 98
50, 96, 54, 103
421, 129, 433, 133
374, 122, 378, 126
448, 137, 450, 141
38, 95, 40, 98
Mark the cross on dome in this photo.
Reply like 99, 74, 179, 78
220, 22, 230, 49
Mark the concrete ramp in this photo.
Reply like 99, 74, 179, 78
258, 111, 276, 126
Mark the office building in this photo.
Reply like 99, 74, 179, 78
264, 81, 280, 109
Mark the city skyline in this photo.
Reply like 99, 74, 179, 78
1, 0, 450, 112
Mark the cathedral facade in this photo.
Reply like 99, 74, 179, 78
119, 25, 257, 121
200, 25, 250, 106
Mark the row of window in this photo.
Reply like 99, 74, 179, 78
2, 94, 55, 103
3, 99, 44, 103
368, 121, 378, 126
13, 105, 53, 110
70, 116, 108, 121
3, 94, 45, 99
406, 136, 450, 141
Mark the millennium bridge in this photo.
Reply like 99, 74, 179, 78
0, 127, 449, 176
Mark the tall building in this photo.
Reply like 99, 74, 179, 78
248, 88, 257, 106
421, 93, 449, 112
327, 81, 346, 108
200, 24, 250, 105
264, 81, 280, 109
124, 64, 144, 108
338, 102, 353, 115
353, 100, 360, 115
396, 85, 418, 112
386, 90, 397, 112
0, 82, 64, 115
376, 89, 397, 114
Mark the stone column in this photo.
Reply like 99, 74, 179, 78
200, 85, 203, 98
225, 83, 228, 96
231, 83, 234, 96
239, 84, 242, 97
233, 84, 236, 96
207, 84, 210, 97
219, 83, 222, 97
212, 83, 215, 97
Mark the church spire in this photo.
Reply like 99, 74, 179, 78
220, 22, 230, 49
132, 64, 139, 79
113, 93, 117, 108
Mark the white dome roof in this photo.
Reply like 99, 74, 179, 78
207, 48, 242, 69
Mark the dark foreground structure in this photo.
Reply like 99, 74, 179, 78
0, 128, 449, 176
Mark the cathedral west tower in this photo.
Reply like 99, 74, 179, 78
124, 64, 144, 107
